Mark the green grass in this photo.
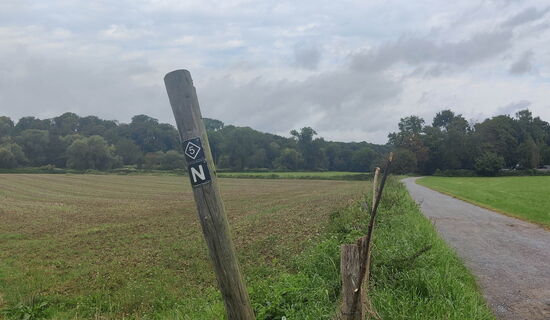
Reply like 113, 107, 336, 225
417, 176, 550, 228
218, 171, 371, 181
0, 175, 493, 319
247, 177, 494, 319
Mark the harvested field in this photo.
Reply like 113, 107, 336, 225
0, 174, 363, 319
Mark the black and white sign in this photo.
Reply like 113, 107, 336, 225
183, 137, 205, 162
182, 137, 211, 186
188, 160, 212, 186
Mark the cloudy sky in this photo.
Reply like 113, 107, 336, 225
1, 0, 549, 143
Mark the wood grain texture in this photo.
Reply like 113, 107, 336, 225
339, 244, 362, 320
164, 69, 255, 320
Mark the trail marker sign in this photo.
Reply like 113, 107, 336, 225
182, 137, 211, 186
188, 160, 211, 186
184, 138, 204, 161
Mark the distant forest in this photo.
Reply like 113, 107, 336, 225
389, 109, 550, 175
0, 113, 388, 172
0, 108, 548, 175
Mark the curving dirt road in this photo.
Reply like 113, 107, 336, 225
402, 177, 550, 320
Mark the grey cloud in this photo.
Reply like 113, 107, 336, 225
350, 30, 513, 73
502, 6, 550, 28
293, 43, 322, 70
2, 0, 550, 144
497, 100, 531, 115
509, 50, 534, 74
199, 67, 402, 143
0, 47, 166, 124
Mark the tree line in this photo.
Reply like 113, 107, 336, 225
2, 109, 548, 175
0, 113, 389, 172
389, 109, 550, 175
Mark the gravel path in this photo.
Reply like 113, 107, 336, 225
402, 177, 550, 320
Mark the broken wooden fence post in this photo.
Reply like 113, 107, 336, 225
339, 153, 393, 320
339, 244, 362, 320
164, 69, 255, 320
360, 166, 381, 317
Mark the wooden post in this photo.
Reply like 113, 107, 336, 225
338, 153, 393, 320
361, 166, 381, 317
364, 167, 381, 285
339, 244, 362, 320
372, 167, 380, 211
164, 69, 255, 320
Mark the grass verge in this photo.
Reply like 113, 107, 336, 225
417, 176, 550, 228
247, 177, 494, 319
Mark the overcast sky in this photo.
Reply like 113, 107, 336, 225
1, 0, 549, 143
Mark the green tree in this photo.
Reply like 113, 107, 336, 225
274, 148, 304, 170
52, 112, 79, 136
0, 116, 14, 137
392, 148, 418, 174
78, 115, 117, 137
518, 138, 540, 169
14, 117, 51, 133
291, 127, 326, 170
0, 147, 16, 168
432, 109, 456, 129
66, 136, 120, 170
66, 139, 89, 170
16, 129, 50, 166
388, 116, 428, 173
143, 151, 163, 169
473, 115, 519, 167
0, 142, 26, 168
350, 147, 376, 172
204, 118, 224, 131
474, 152, 505, 176
115, 138, 143, 165
159, 150, 185, 170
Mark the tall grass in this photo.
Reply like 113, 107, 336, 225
246, 177, 494, 319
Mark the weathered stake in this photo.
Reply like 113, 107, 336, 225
372, 167, 380, 211
360, 166, 381, 317
164, 70, 255, 320
339, 153, 393, 320
339, 244, 362, 320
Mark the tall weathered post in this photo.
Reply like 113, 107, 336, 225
164, 69, 255, 320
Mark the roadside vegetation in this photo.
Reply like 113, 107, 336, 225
248, 177, 494, 320
0, 175, 493, 319
417, 176, 550, 228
